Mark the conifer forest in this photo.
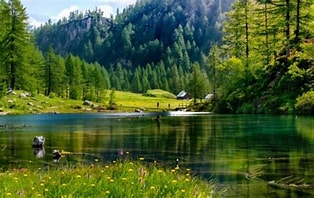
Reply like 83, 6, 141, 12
0, 0, 314, 114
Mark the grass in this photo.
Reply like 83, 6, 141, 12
110, 90, 185, 111
0, 160, 219, 198
0, 89, 190, 114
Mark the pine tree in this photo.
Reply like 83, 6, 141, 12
0, 0, 30, 90
188, 63, 208, 105
65, 54, 83, 99
223, 0, 252, 68
131, 68, 142, 93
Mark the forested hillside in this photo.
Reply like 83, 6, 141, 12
1, 0, 314, 114
34, 0, 233, 68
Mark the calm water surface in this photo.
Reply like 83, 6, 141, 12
0, 113, 313, 197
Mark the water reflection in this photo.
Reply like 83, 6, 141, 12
0, 114, 313, 197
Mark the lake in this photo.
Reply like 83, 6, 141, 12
0, 113, 313, 197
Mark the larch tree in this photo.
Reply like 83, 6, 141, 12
0, 0, 30, 90
188, 63, 208, 105
223, 0, 253, 67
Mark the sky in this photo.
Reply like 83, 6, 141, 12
21, 0, 137, 27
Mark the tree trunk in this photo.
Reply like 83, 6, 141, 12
285, 0, 290, 55
294, 0, 301, 43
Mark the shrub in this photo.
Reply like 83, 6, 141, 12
295, 91, 314, 115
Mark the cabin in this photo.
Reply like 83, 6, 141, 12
176, 90, 190, 100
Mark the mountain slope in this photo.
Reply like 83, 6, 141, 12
33, 0, 234, 69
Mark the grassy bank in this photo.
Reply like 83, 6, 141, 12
0, 89, 190, 114
0, 160, 219, 197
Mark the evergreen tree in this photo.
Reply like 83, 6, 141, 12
22, 43, 44, 93
223, 0, 252, 68
131, 68, 142, 93
0, 0, 30, 90
207, 44, 222, 97
43, 47, 66, 96
188, 63, 208, 105
92, 64, 105, 101
65, 54, 83, 99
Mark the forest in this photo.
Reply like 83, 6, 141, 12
0, 0, 314, 114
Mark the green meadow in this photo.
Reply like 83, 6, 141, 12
0, 159, 219, 198
0, 89, 191, 114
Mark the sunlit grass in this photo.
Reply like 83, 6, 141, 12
111, 90, 184, 111
0, 160, 220, 197
1, 89, 188, 114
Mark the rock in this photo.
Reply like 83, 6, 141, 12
83, 100, 93, 106
135, 108, 143, 113
19, 93, 26, 98
32, 136, 45, 147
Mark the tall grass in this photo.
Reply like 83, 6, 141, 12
0, 160, 220, 197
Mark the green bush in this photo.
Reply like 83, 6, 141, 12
295, 91, 314, 115
145, 89, 176, 99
